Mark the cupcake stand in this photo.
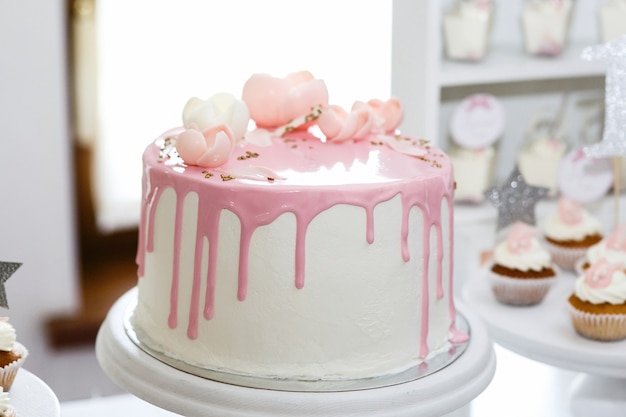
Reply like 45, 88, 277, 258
9, 369, 60, 417
463, 270, 626, 417
96, 288, 496, 417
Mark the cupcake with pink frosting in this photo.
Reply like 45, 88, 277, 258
489, 222, 557, 305
568, 258, 626, 341
542, 197, 603, 271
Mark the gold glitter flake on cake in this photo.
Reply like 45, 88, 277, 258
278, 105, 323, 137
158, 137, 178, 161
237, 151, 260, 161
201, 171, 214, 179
220, 174, 235, 181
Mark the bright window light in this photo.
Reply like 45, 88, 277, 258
93, 0, 392, 232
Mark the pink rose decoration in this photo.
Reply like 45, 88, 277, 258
557, 197, 583, 225
356, 98, 404, 134
176, 124, 236, 168
242, 71, 329, 128
607, 225, 626, 252
585, 259, 624, 289
317, 104, 374, 142
506, 222, 537, 254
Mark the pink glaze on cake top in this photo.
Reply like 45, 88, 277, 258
136, 131, 462, 357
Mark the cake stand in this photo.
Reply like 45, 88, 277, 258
463, 270, 626, 416
96, 288, 496, 417
10, 369, 60, 417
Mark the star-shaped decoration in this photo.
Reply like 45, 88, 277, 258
485, 166, 549, 230
0, 262, 21, 309
582, 34, 626, 158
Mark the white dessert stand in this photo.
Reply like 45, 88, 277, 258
96, 288, 496, 417
10, 369, 60, 417
463, 271, 626, 417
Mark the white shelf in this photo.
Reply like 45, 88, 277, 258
440, 42, 607, 87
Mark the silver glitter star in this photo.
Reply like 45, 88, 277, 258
485, 167, 549, 230
0, 262, 21, 309
582, 34, 626, 158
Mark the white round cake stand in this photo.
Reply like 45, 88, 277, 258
96, 289, 495, 417
463, 270, 626, 417
10, 369, 60, 417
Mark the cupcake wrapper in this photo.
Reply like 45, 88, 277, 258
0, 342, 28, 391
568, 304, 626, 342
489, 271, 556, 306
543, 240, 587, 271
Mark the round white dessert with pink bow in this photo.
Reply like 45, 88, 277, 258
131, 72, 466, 382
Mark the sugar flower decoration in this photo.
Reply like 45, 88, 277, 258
242, 71, 329, 128
177, 93, 250, 168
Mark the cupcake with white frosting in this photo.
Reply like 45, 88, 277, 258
568, 259, 626, 341
0, 319, 27, 391
490, 222, 557, 305
542, 197, 603, 271
577, 224, 626, 273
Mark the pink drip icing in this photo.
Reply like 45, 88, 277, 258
136, 135, 462, 358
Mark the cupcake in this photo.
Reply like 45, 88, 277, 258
542, 197, 603, 271
0, 387, 15, 417
568, 259, 626, 341
0, 319, 27, 391
489, 222, 557, 305
577, 224, 626, 273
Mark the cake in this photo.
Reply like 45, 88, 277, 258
568, 258, 626, 341
130, 71, 466, 382
0, 319, 26, 391
443, 0, 493, 61
489, 222, 557, 305
542, 197, 603, 271
449, 146, 495, 203
521, 0, 573, 56
517, 135, 567, 196
578, 224, 626, 273
600, 1, 626, 43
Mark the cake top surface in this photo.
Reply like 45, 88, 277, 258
147, 71, 452, 188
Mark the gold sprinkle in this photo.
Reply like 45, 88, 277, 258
267, 177, 275, 182
201, 170, 214, 179
291, 144, 298, 149
220, 174, 235, 181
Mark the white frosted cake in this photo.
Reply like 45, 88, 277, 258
131, 72, 467, 381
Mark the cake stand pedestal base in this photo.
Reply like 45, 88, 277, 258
96, 289, 495, 417
568, 374, 626, 417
